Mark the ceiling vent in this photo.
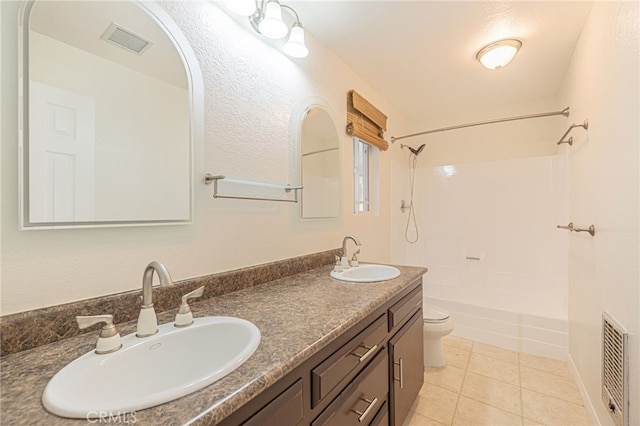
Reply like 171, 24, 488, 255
101, 23, 152, 55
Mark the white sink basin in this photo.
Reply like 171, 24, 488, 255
330, 264, 401, 283
42, 316, 261, 418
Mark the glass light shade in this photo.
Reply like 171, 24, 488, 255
283, 23, 308, 58
224, 0, 256, 16
258, 1, 288, 39
476, 39, 522, 70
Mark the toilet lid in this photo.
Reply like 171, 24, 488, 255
424, 304, 450, 322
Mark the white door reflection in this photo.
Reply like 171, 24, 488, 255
29, 82, 95, 222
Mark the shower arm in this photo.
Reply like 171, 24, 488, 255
557, 120, 589, 145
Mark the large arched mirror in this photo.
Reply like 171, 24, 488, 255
18, 0, 201, 228
296, 101, 341, 219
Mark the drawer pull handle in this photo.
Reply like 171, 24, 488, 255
393, 358, 404, 389
352, 397, 378, 422
351, 344, 378, 363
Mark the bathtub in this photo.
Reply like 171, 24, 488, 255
424, 293, 568, 361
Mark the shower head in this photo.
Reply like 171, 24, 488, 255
401, 143, 426, 156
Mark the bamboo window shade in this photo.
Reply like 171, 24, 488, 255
346, 90, 389, 151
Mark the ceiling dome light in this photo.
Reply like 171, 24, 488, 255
283, 22, 308, 58
258, 0, 288, 39
224, 0, 256, 17
476, 39, 522, 70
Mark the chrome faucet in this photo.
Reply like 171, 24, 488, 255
136, 261, 174, 337
341, 235, 361, 261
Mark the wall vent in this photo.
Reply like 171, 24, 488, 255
602, 312, 629, 426
100, 23, 152, 55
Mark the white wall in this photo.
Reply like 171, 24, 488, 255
558, 2, 639, 425
0, 1, 409, 315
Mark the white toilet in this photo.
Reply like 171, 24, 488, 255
423, 304, 454, 367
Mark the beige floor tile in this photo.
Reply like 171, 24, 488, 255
519, 352, 572, 379
453, 396, 522, 426
468, 353, 520, 385
522, 389, 590, 426
520, 366, 583, 405
413, 383, 459, 425
403, 409, 448, 426
443, 344, 471, 370
472, 342, 519, 364
461, 372, 522, 416
443, 335, 474, 351
425, 364, 466, 393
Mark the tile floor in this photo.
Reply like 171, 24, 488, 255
403, 336, 592, 426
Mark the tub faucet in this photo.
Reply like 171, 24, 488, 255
341, 235, 361, 262
136, 261, 174, 337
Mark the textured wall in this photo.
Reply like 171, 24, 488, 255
559, 2, 640, 425
1, 1, 407, 314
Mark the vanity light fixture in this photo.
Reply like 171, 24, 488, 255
224, 0, 309, 58
476, 38, 522, 70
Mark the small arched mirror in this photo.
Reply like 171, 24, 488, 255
19, 0, 201, 228
298, 104, 341, 219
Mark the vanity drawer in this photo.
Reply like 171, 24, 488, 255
311, 349, 388, 426
243, 379, 304, 426
311, 314, 387, 407
370, 400, 389, 426
388, 286, 422, 331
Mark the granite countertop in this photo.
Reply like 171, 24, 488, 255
0, 264, 426, 425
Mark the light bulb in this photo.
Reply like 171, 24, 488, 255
283, 23, 308, 58
476, 39, 522, 70
258, 1, 288, 39
224, 0, 256, 16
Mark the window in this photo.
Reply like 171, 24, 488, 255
353, 138, 378, 213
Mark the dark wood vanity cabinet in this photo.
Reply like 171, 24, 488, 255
312, 349, 388, 425
220, 279, 423, 426
389, 311, 424, 426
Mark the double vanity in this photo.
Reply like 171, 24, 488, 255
0, 255, 426, 425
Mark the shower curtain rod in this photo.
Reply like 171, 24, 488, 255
390, 107, 570, 143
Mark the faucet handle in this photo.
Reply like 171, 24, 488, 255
76, 314, 122, 355
350, 249, 360, 267
174, 286, 204, 328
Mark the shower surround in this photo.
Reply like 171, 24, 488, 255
401, 154, 569, 360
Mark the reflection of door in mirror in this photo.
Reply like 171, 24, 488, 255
21, 0, 193, 227
29, 82, 96, 222
301, 107, 340, 219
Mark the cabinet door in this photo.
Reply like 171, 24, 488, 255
244, 380, 304, 426
389, 310, 424, 426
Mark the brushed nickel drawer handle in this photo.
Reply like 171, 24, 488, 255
352, 397, 378, 423
393, 358, 404, 389
351, 344, 378, 363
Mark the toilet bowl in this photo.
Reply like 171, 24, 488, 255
423, 304, 454, 367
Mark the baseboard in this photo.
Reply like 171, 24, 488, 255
568, 353, 601, 426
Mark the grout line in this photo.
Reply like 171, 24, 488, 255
518, 351, 524, 419
435, 338, 587, 426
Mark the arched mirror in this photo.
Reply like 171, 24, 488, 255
297, 103, 341, 219
19, 0, 201, 228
